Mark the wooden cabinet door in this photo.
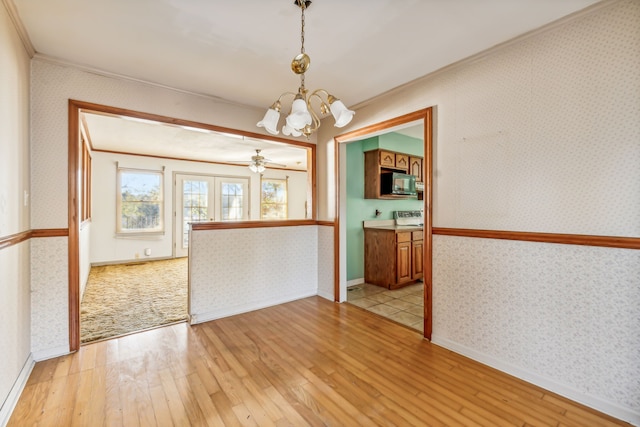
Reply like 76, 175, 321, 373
409, 157, 423, 182
396, 241, 412, 284
395, 154, 409, 172
412, 240, 424, 280
379, 150, 395, 167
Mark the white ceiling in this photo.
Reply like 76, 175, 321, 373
11, 0, 601, 165
82, 112, 310, 170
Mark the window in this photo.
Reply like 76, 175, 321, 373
261, 178, 288, 219
117, 167, 164, 234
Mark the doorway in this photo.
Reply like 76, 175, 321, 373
334, 108, 433, 339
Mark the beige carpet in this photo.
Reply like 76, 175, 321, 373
80, 258, 188, 343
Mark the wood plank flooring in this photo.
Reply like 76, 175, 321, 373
9, 297, 630, 426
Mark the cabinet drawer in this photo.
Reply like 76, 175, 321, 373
412, 231, 423, 241
396, 232, 412, 243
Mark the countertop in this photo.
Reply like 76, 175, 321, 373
363, 224, 424, 231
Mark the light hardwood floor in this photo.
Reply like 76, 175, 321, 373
9, 297, 630, 426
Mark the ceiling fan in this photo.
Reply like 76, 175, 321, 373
232, 149, 286, 173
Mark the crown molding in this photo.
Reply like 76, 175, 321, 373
351, 0, 621, 110
2, 0, 35, 57
32, 53, 255, 109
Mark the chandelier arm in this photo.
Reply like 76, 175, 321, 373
308, 88, 330, 101
276, 91, 299, 103
305, 99, 321, 129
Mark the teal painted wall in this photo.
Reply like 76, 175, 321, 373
346, 133, 423, 281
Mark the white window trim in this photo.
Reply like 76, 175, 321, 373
116, 166, 165, 236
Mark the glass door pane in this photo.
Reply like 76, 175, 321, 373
216, 177, 249, 221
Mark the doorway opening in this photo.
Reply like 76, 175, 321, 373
334, 108, 433, 339
68, 100, 314, 350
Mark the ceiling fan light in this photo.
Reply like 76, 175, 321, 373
286, 98, 312, 130
282, 124, 302, 137
248, 163, 258, 173
329, 99, 355, 128
257, 108, 281, 135
257, 164, 266, 173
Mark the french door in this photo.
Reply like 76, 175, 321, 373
174, 173, 249, 257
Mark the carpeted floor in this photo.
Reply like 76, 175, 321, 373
80, 257, 189, 343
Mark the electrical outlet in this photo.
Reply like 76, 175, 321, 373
135, 253, 140, 259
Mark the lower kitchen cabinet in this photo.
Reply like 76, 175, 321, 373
364, 228, 423, 289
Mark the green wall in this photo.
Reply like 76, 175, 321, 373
346, 133, 423, 281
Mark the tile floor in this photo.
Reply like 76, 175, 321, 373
346, 282, 424, 333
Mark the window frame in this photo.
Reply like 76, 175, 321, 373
116, 166, 165, 236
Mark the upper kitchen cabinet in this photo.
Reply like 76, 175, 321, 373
409, 156, 423, 183
365, 148, 422, 199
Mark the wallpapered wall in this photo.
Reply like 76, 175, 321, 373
0, 2, 32, 421
323, 0, 640, 422
433, 236, 640, 415
189, 226, 319, 323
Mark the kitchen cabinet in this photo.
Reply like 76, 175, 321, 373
364, 227, 423, 289
364, 149, 422, 199
409, 156, 423, 183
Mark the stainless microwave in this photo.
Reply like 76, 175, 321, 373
381, 172, 417, 196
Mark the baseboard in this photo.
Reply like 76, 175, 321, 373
32, 345, 69, 362
431, 335, 640, 426
91, 256, 175, 267
0, 353, 35, 427
347, 278, 364, 287
191, 290, 318, 325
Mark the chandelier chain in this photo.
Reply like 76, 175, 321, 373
300, 4, 305, 54
300, 4, 306, 89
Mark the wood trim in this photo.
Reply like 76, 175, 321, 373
0, 228, 69, 250
191, 219, 317, 231
67, 99, 319, 353
68, 100, 81, 352
309, 145, 317, 220
334, 109, 429, 144
433, 227, 640, 250
316, 221, 334, 227
0, 230, 31, 250
333, 137, 340, 302
423, 108, 433, 340
31, 228, 69, 238
91, 148, 307, 173
72, 100, 316, 151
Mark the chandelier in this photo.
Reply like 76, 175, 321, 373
257, 0, 355, 138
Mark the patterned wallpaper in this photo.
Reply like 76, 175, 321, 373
445, 0, 640, 237
317, 225, 334, 300
433, 235, 640, 416
30, 237, 68, 357
189, 226, 319, 323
